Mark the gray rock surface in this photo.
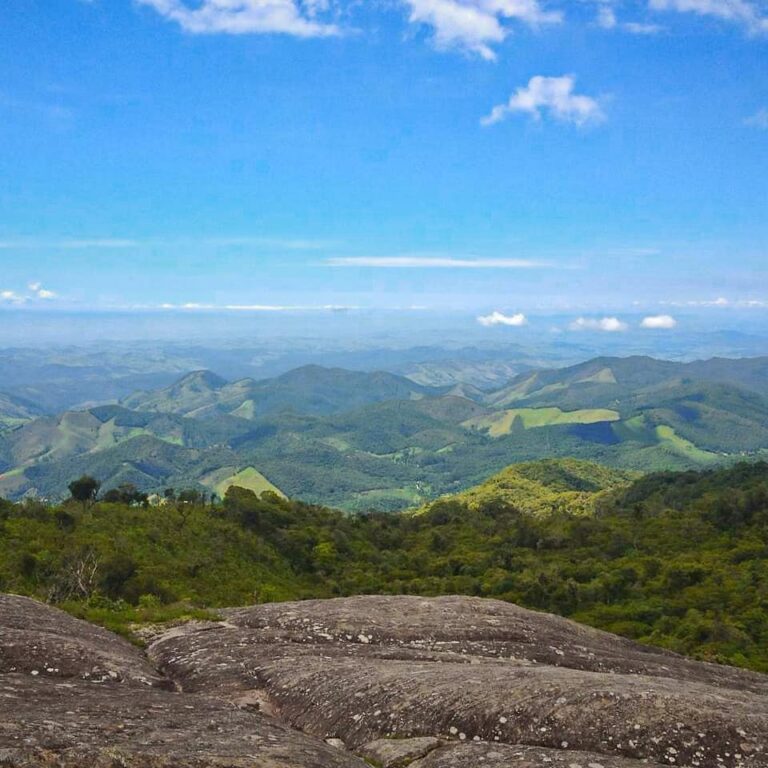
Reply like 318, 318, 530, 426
0, 594, 366, 768
149, 595, 768, 768
2, 593, 767, 768
356, 736, 444, 767
410, 743, 666, 768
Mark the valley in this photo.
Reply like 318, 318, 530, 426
1, 354, 767, 510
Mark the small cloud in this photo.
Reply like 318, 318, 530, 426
0, 290, 25, 304
482, 75, 604, 127
641, 314, 677, 329
745, 108, 768, 129
136, 0, 341, 38
0, 238, 138, 250
649, 0, 768, 34
28, 282, 57, 300
594, 2, 663, 33
157, 302, 361, 312
477, 311, 528, 327
570, 316, 628, 332
596, 3, 617, 28
404, 0, 562, 61
623, 21, 663, 33
325, 256, 550, 269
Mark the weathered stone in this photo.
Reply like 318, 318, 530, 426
357, 736, 444, 767
410, 743, 658, 768
3, 593, 768, 768
149, 595, 768, 768
0, 594, 163, 686
0, 594, 367, 768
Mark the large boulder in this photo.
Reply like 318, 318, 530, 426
149, 595, 768, 768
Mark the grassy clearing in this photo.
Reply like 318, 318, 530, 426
210, 467, 285, 499
655, 425, 720, 464
61, 598, 221, 644
465, 407, 620, 437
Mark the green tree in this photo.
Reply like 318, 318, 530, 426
68, 475, 100, 511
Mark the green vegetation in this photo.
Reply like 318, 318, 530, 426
431, 458, 638, 515
206, 466, 285, 499
1, 459, 767, 672
2, 357, 768, 511
464, 406, 620, 436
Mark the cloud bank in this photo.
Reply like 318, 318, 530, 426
325, 256, 549, 268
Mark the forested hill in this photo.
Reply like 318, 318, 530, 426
1, 458, 766, 672
3, 355, 768, 509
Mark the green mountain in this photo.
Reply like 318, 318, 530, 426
430, 458, 639, 516
3, 357, 768, 509
0, 392, 42, 429
1, 459, 766, 672
122, 365, 436, 419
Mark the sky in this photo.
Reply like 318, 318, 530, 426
0, 0, 766, 334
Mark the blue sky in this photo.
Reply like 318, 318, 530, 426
0, 0, 766, 329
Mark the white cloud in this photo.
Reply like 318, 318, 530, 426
404, 0, 562, 61
649, 0, 768, 33
477, 310, 528, 326
0, 283, 59, 306
594, 1, 663, 32
0, 291, 25, 304
663, 296, 730, 307
325, 256, 550, 268
569, 316, 628, 332
640, 314, 677, 329
661, 296, 768, 308
623, 20, 664, 32
157, 302, 360, 311
0, 238, 137, 250
596, 2, 618, 26
137, 0, 341, 37
745, 108, 768, 129
28, 282, 57, 300
481, 75, 604, 127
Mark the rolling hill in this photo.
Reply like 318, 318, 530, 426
427, 458, 639, 516
0, 392, 42, 429
2, 357, 768, 508
122, 365, 437, 419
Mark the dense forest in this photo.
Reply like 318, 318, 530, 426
1, 459, 766, 672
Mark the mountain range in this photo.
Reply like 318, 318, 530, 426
1, 355, 767, 509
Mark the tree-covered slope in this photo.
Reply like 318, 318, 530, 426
431, 458, 638, 516
3, 357, 768, 509
123, 365, 437, 419
1, 460, 766, 671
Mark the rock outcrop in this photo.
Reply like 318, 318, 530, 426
0, 594, 364, 767
1, 592, 767, 767
149, 596, 768, 768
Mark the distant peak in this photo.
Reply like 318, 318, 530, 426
174, 370, 228, 389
